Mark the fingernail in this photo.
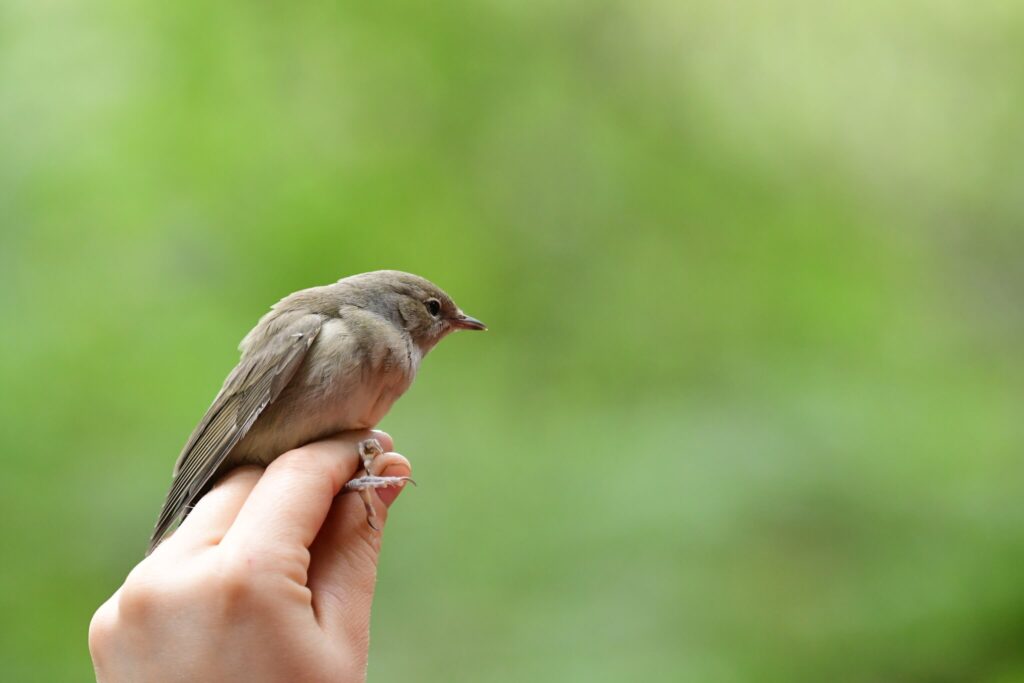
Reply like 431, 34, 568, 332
371, 429, 394, 452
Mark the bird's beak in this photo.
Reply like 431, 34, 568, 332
451, 312, 487, 331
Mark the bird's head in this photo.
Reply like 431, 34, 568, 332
340, 270, 486, 353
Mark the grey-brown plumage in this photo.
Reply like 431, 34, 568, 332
149, 270, 485, 554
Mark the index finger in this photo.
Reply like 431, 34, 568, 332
220, 430, 393, 571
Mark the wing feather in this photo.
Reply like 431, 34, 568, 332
147, 313, 323, 553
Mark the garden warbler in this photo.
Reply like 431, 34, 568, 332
148, 270, 485, 554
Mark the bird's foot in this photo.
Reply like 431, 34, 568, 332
342, 475, 416, 531
347, 438, 415, 530
343, 475, 417, 492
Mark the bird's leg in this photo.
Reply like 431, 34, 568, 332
342, 438, 415, 531
358, 437, 382, 473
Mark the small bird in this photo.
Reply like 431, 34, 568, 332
148, 270, 485, 554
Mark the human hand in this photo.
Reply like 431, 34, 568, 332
88, 430, 411, 683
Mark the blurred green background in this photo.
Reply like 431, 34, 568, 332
2, 1, 1023, 681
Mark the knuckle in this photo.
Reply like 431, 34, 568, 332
215, 563, 258, 605
116, 560, 187, 621
215, 554, 279, 603
87, 604, 117, 655
117, 578, 160, 621
213, 572, 271, 619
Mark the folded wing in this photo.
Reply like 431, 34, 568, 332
148, 312, 324, 554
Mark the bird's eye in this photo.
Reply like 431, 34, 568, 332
425, 298, 442, 317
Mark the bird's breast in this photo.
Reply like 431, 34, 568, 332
232, 316, 418, 464
318, 317, 418, 424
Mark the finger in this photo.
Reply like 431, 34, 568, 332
308, 452, 411, 637
157, 466, 263, 554
221, 430, 393, 573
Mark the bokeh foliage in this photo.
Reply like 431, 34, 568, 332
2, 1, 1023, 681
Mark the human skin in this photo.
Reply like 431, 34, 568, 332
89, 430, 410, 683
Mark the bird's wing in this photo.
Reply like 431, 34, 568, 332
148, 312, 324, 554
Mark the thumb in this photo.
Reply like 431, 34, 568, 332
306, 454, 411, 639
